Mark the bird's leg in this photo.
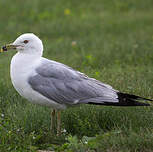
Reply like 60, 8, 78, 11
57, 110, 61, 136
51, 109, 56, 135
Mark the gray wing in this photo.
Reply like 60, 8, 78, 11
28, 58, 119, 105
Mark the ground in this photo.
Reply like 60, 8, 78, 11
0, 0, 153, 151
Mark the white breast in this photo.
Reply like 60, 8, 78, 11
10, 52, 66, 109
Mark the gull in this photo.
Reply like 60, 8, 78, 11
1, 33, 152, 135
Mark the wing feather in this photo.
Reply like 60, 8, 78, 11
28, 58, 118, 105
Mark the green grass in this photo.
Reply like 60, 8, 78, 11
0, 0, 153, 151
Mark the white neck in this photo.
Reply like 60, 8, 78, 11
11, 52, 41, 76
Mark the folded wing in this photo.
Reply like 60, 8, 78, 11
28, 58, 118, 106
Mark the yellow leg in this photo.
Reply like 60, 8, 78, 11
57, 111, 61, 136
51, 109, 56, 135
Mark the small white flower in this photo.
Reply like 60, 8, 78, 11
17, 129, 20, 132
8, 131, 11, 134
33, 136, 36, 139
62, 129, 67, 133
1, 114, 4, 117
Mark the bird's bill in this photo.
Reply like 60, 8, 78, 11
0, 43, 18, 53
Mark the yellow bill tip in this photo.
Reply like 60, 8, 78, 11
0, 48, 3, 53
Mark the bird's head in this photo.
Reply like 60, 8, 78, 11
1, 33, 43, 56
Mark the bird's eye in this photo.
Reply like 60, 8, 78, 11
23, 40, 29, 44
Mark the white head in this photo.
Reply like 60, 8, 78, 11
2, 33, 43, 56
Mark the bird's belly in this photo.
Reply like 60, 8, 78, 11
11, 72, 66, 110
10, 54, 66, 109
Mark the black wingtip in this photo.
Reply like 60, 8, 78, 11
88, 92, 151, 107
88, 101, 150, 106
117, 92, 153, 101
116, 92, 152, 106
